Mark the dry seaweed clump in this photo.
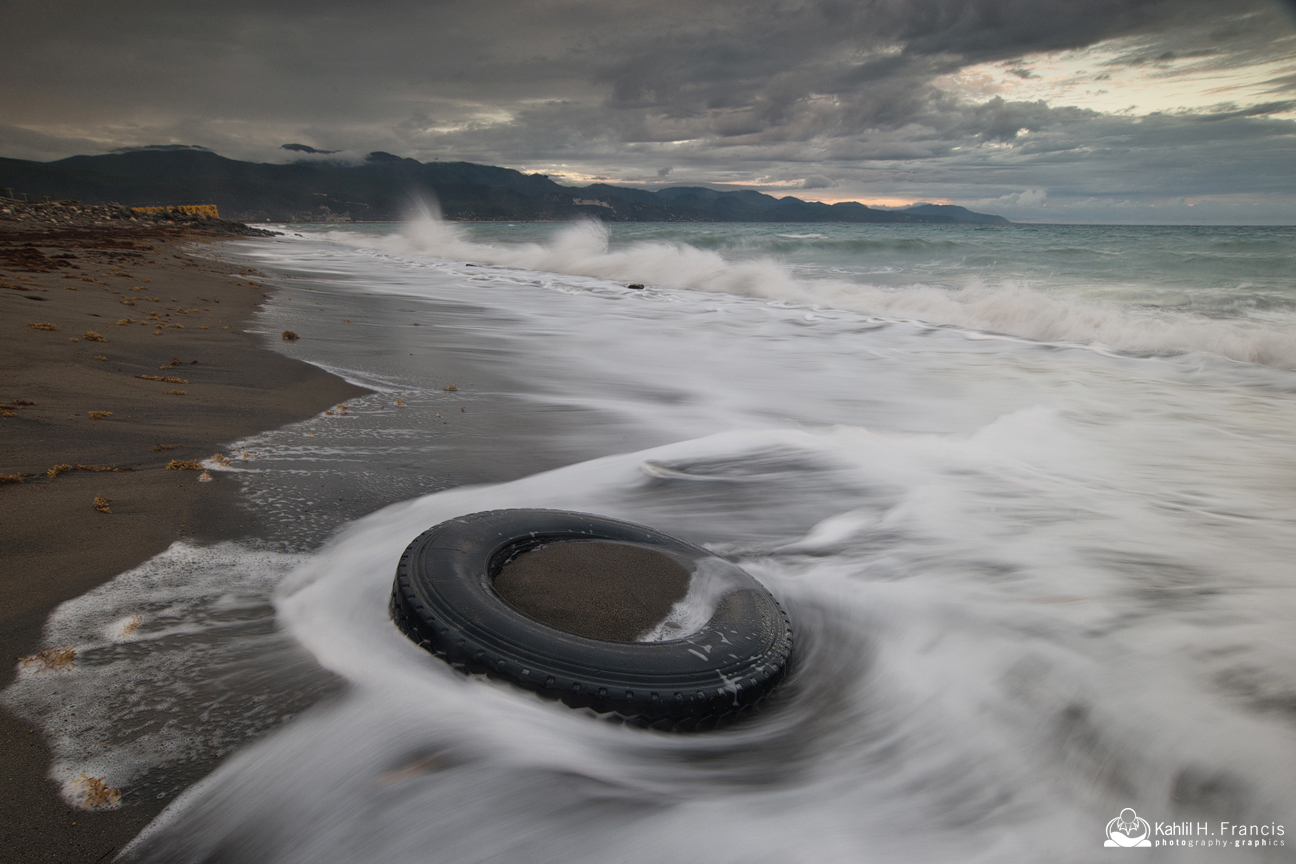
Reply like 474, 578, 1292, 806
20, 647, 77, 672
84, 331, 107, 342
27, 321, 59, 331
93, 495, 112, 513
166, 459, 203, 471
281, 330, 300, 341
136, 374, 188, 383
1, 473, 24, 484
72, 774, 122, 810
88, 410, 112, 420
47, 463, 127, 478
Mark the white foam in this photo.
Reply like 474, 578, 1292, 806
117, 420, 1296, 862
18, 223, 1294, 858
636, 557, 750, 642
2, 543, 310, 809
322, 210, 1296, 369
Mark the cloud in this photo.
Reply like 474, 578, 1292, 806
967, 188, 1049, 212
0, 123, 112, 163
1017, 188, 1048, 207
281, 143, 338, 155
802, 174, 834, 189
0, 0, 1292, 221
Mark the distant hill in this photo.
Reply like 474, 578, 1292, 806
0, 146, 1011, 225
899, 203, 1011, 225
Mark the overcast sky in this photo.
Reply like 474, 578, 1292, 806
4, 0, 1296, 222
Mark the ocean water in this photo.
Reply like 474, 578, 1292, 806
5, 217, 1296, 862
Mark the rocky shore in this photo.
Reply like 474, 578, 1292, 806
1, 199, 276, 237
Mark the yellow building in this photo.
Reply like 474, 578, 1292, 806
132, 204, 220, 218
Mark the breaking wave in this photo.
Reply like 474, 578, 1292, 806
330, 208, 1296, 369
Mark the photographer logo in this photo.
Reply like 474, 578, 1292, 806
1106, 809, 1152, 848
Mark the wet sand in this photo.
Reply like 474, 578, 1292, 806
495, 541, 691, 641
0, 205, 368, 862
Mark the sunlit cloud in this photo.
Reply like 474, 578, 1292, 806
938, 35, 1296, 119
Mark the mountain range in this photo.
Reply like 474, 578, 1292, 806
0, 145, 1011, 225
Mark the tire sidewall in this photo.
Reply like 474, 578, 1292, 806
391, 509, 792, 724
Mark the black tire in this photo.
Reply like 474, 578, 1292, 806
390, 509, 793, 730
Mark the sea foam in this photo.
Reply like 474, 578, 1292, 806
326, 208, 1296, 370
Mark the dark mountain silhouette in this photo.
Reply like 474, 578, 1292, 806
0, 146, 1011, 225
900, 203, 1010, 224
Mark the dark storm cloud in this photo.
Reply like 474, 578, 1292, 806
2, 0, 1294, 221
3, 0, 1260, 136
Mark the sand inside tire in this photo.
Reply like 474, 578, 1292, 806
493, 540, 691, 642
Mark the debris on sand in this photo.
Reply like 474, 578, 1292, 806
71, 774, 122, 810
20, 647, 77, 672
48, 464, 126, 478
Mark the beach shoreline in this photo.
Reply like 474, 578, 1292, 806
1, 203, 368, 862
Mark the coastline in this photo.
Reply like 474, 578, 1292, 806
1, 204, 368, 862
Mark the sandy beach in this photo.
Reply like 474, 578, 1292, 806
1, 202, 367, 862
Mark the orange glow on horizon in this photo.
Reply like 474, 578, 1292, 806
530, 170, 950, 210
799, 195, 951, 208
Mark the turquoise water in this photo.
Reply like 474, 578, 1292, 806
475, 221, 1296, 316
330, 220, 1296, 302
316, 218, 1296, 367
